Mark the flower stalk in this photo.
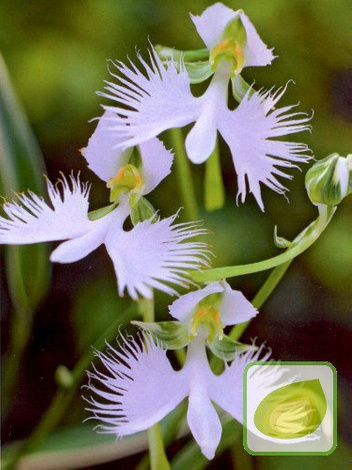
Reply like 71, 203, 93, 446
169, 127, 200, 221
190, 204, 336, 283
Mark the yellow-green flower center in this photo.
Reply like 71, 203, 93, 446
191, 304, 223, 342
107, 164, 144, 203
209, 16, 247, 75
210, 39, 244, 74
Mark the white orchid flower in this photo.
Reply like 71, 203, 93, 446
82, 109, 174, 202
85, 331, 271, 460
169, 280, 258, 340
0, 174, 209, 299
100, 3, 311, 210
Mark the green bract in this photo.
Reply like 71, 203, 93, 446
254, 379, 327, 439
305, 153, 352, 206
88, 202, 117, 221
208, 335, 254, 361
130, 196, 156, 226
132, 320, 191, 350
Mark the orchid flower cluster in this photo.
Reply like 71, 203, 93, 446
1, 2, 351, 465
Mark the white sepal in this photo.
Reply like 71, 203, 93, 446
81, 110, 132, 182
168, 282, 223, 323
190, 3, 275, 66
169, 280, 257, 327
82, 110, 174, 194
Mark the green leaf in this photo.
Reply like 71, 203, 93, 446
0, 52, 50, 313
254, 379, 327, 439
132, 320, 191, 349
204, 141, 225, 211
208, 335, 254, 361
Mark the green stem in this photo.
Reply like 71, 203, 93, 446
7, 305, 136, 468
140, 297, 171, 470
170, 128, 199, 221
204, 141, 225, 211
191, 205, 335, 283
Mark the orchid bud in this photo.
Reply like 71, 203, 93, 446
305, 153, 352, 206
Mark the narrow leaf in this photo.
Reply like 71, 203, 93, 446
0, 52, 50, 313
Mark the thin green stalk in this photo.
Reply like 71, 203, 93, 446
191, 205, 335, 283
170, 128, 199, 221
140, 297, 171, 470
228, 260, 292, 344
7, 305, 135, 469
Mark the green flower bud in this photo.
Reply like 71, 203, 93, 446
305, 153, 352, 206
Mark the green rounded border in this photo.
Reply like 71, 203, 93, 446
243, 361, 337, 456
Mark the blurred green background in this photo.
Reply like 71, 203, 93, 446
1, 0, 351, 469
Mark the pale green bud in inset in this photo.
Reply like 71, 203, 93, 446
305, 153, 352, 206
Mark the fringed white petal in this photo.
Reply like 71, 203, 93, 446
219, 281, 258, 326
0, 174, 91, 244
85, 333, 187, 436
139, 138, 174, 194
105, 214, 210, 299
210, 344, 272, 423
169, 282, 223, 322
81, 110, 133, 182
190, 3, 275, 66
100, 48, 199, 148
218, 86, 313, 210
